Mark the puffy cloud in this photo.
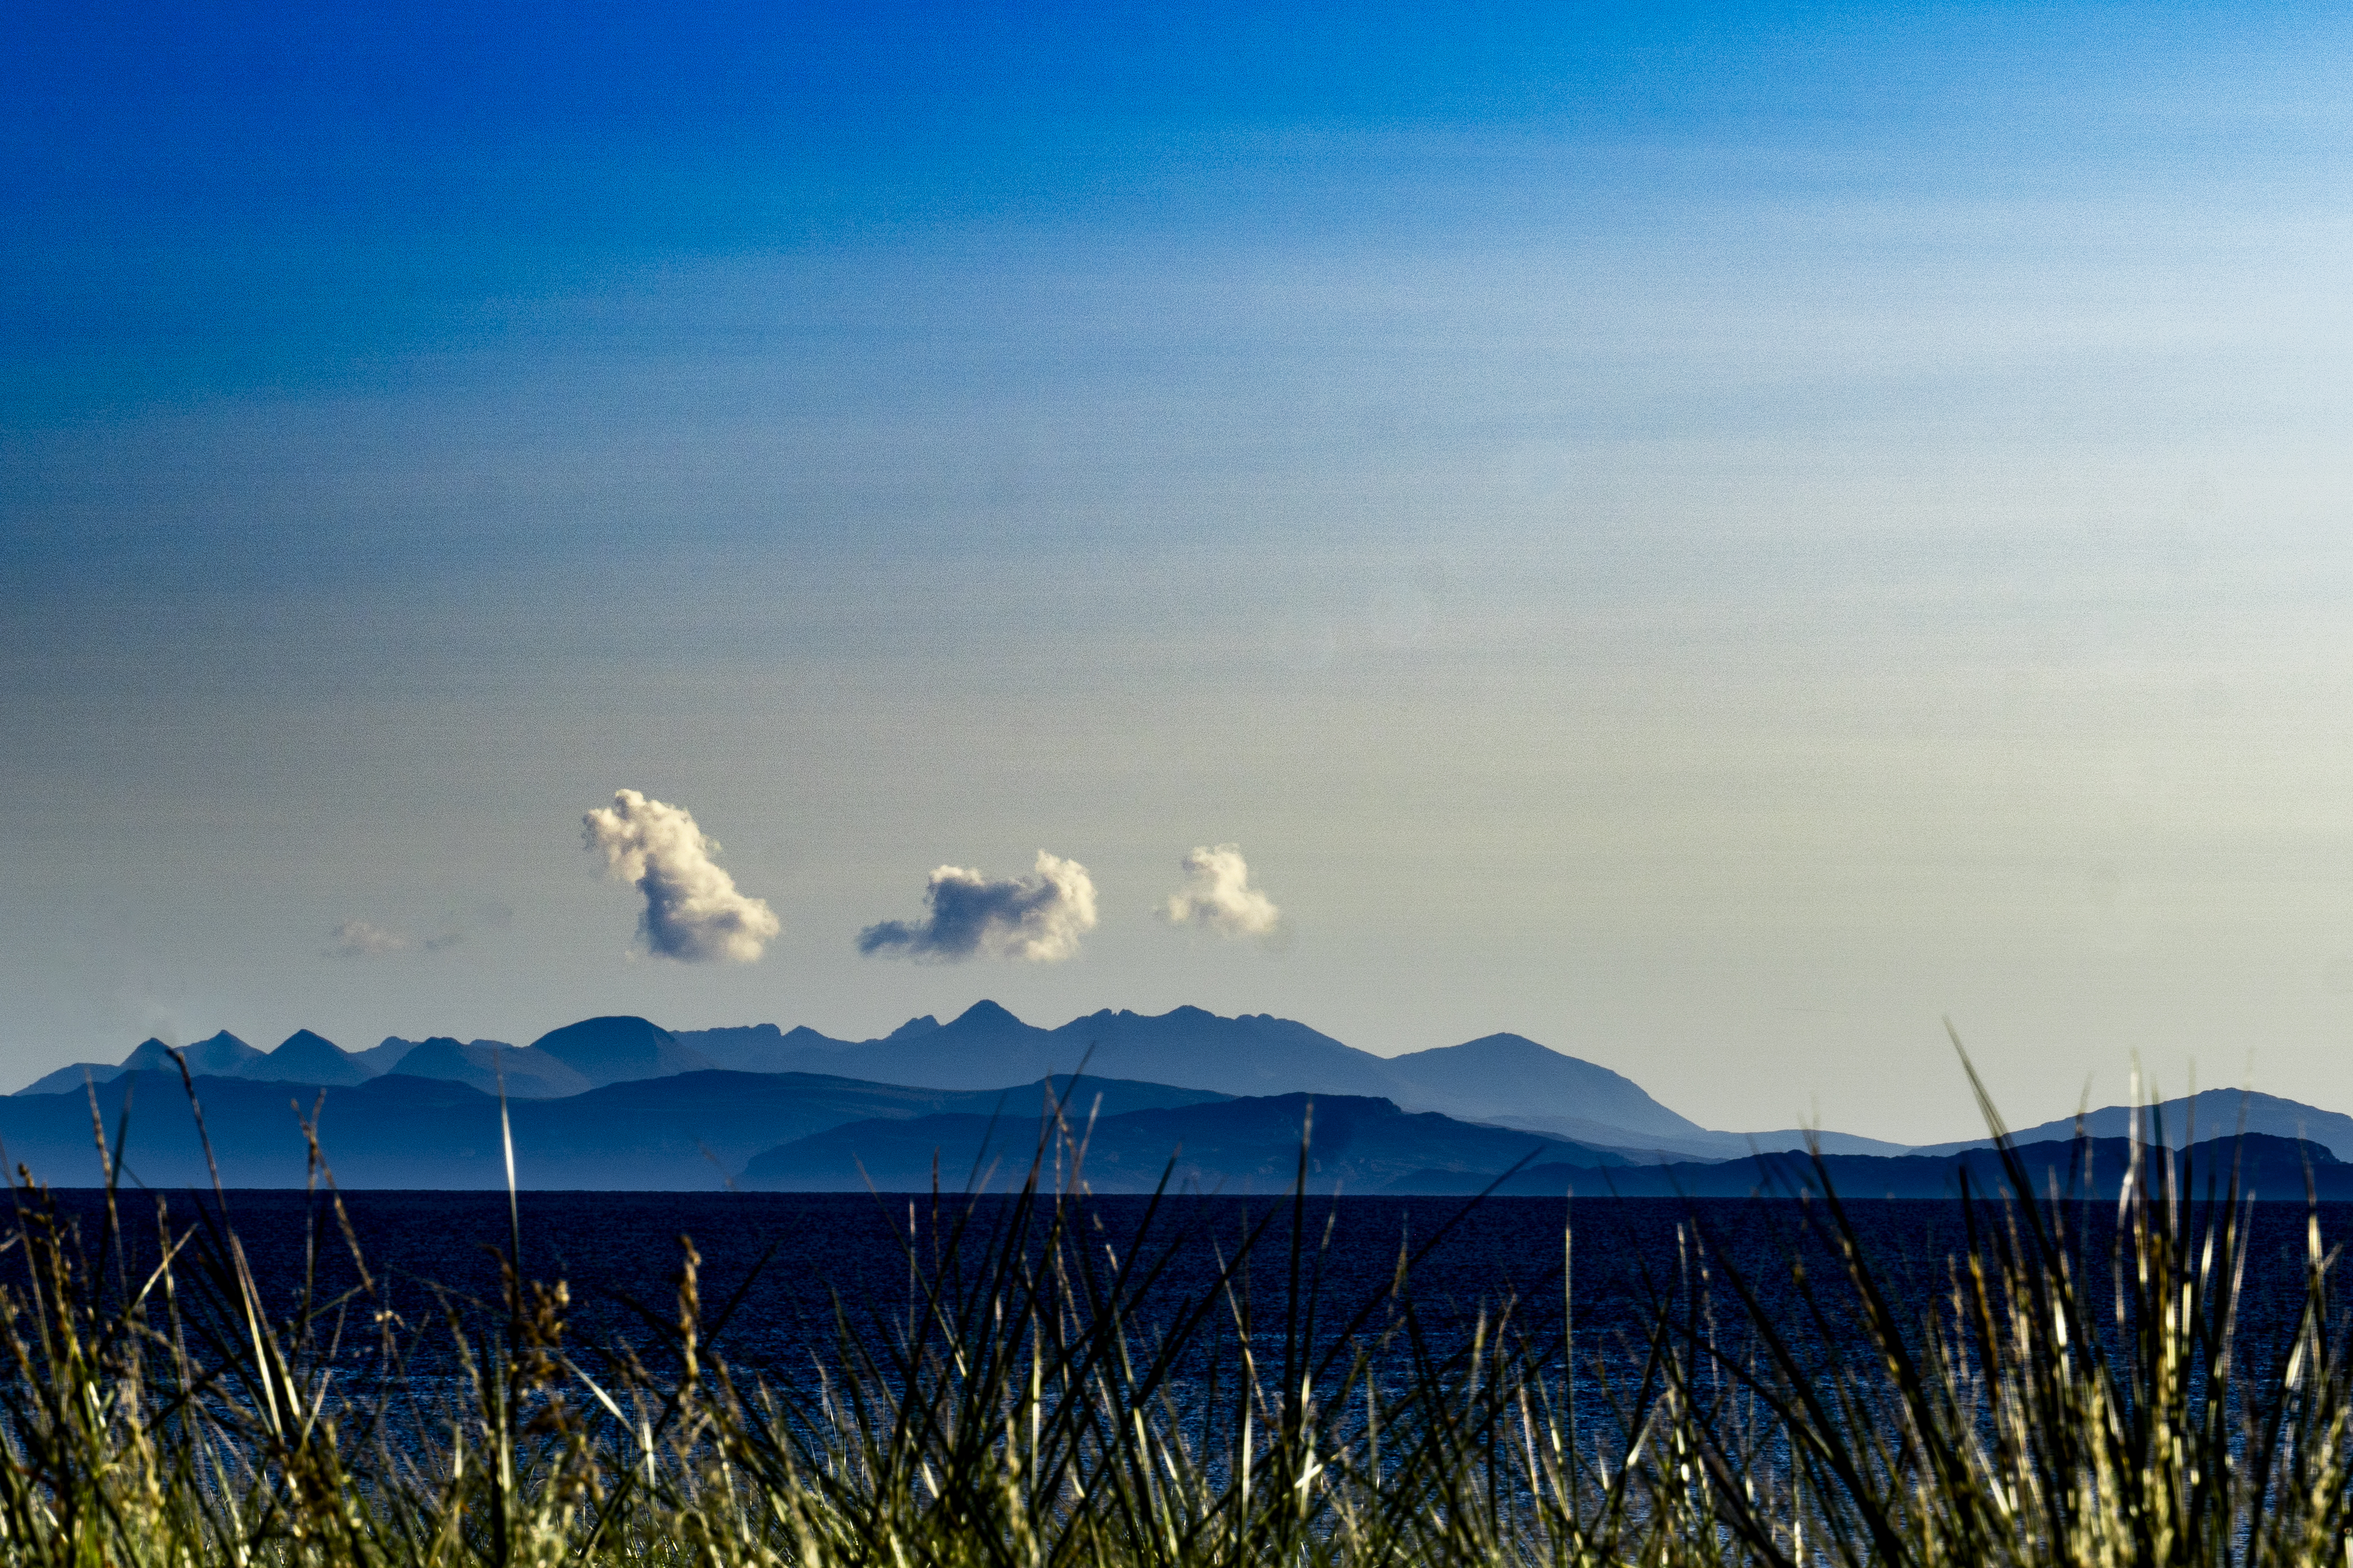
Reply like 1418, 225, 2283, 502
582, 789, 780, 963
1160, 843, 1281, 939
327, 919, 411, 958
858, 851, 1097, 962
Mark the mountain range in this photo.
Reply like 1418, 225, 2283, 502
17, 1014, 713, 1100
1390, 1131, 2352, 1202
1903, 1089, 2353, 1163
0, 1069, 1234, 1190
20, 1004, 1897, 1159
671, 1003, 1912, 1159
741, 1092, 1638, 1193
10, 1003, 2346, 1196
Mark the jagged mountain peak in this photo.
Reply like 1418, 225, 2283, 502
256, 1029, 375, 1085
122, 1031, 265, 1077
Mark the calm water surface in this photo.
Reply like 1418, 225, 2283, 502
21, 1190, 2350, 1393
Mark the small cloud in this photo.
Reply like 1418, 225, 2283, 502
858, 851, 1097, 963
1160, 843, 1281, 939
327, 898, 514, 959
327, 920, 412, 958
421, 899, 515, 951
582, 789, 781, 963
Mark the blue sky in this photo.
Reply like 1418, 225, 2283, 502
4, 1, 2350, 1140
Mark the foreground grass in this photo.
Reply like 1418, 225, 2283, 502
1, 1066, 2350, 1566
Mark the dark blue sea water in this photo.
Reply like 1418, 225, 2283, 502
20, 1189, 2346, 1398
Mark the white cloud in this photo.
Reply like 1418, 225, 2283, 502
1160, 843, 1281, 939
582, 789, 780, 963
858, 851, 1097, 962
327, 919, 411, 958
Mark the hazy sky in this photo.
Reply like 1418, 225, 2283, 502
5, 1, 2350, 1141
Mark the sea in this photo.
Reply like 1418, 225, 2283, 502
18, 1189, 2348, 1400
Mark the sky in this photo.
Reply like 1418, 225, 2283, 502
4, 1, 2350, 1142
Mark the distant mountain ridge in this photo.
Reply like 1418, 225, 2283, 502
1389, 1132, 2350, 1201
530, 1016, 719, 1085
672, 1004, 1911, 1161
15, 1016, 716, 1102
15, 1004, 2350, 1191
1905, 1089, 2353, 1163
12, 1003, 1772, 1159
5, 1001, 1910, 1185
672, 1002, 1767, 1154
124, 1031, 265, 1077
0, 1069, 1235, 1190
385, 1039, 591, 1098
262, 1029, 377, 1085
23, 1030, 375, 1093
742, 1091, 1637, 1194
